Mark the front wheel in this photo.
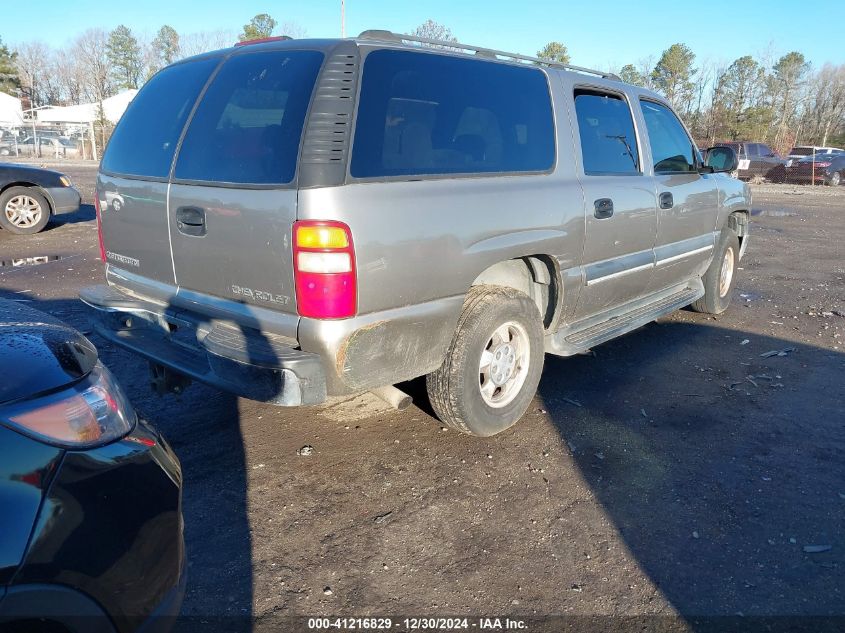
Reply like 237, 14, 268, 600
0, 186, 51, 234
426, 285, 545, 437
691, 227, 740, 315
826, 171, 841, 186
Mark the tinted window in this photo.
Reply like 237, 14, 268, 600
747, 144, 761, 156
640, 100, 696, 173
174, 50, 324, 185
573, 90, 639, 174
351, 50, 555, 178
102, 58, 218, 178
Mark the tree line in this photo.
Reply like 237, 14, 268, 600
0, 14, 304, 112
537, 39, 844, 151
1, 17, 843, 151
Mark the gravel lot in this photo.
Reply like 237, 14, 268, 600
1, 162, 843, 632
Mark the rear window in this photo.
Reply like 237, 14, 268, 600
101, 57, 219, 178
350, 50, 555, 178
174, 50, 324, 185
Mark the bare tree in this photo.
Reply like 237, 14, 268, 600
14, 41, 50, 106
278, 21, 307, 39
56, 46, 87, 105
409, 20, 458, 44
804, 64, 845, 145
73, 28, 115, 105
179, 30, 237, 58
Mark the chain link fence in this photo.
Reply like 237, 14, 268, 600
0, 119, 114, 161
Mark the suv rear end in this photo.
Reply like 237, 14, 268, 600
83, 41, 342, 406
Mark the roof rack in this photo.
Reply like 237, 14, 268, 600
357, 30, 620, 81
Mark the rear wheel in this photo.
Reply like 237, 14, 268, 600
691, 226, 739, 315
826, 171, 841, 186
426, 285, 545, 437
0, 186, 51, 234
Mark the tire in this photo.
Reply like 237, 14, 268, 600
426, 285, 545, 437
0, 186, 51, 234
691, 226, 740, 315
826, 171, 841, 186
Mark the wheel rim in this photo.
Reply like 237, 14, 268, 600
479, 321, 530, 408
832, 172, 841, 186
719, 246, 735, 298
4, 195, 43, 228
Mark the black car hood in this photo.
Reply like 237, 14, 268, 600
0, 162, 64, 187
0, 299, 97, 405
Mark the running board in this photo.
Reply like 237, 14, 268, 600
546, 282, 703, 357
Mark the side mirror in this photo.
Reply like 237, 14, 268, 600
705, 146, 739, 173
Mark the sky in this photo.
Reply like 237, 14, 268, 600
3, 0, 843, 71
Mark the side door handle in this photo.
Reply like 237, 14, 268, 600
176, 206, 206, 237
594, 198, 614, 219
659, 192, 674, 209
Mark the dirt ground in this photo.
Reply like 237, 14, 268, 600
1, 162, 843, 632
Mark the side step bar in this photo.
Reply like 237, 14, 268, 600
546, 282, 703, 357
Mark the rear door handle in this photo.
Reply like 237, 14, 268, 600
176, 206, 206, 237
594, 198, 614, 219
659, 192, 674, 209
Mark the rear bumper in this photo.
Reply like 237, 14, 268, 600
44, 186, 81, 214
80, 284, 327, 406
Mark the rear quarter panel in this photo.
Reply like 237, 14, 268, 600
296, 67, 586, 392
0, 426, 62, 586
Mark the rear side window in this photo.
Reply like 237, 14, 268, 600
573, 90, 639, 175
174, 50, 324, 185
102, 58, 219, 178
640, 100, 696, 173
101, 58, 220, 178
350, 50, 555, 178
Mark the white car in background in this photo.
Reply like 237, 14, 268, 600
785, 145, 844, 167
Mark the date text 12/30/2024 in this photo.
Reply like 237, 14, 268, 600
307, 618, 528, 630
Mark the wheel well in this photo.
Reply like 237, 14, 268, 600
0, 182, 53, 214
470, 256, 561, 331
729, 210, 750, 250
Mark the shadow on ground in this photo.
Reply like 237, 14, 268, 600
51, 203, 96, 228
536, 318, 844, 629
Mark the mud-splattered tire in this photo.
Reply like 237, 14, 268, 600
691, 226, 740, 315
426, 285, 545, 437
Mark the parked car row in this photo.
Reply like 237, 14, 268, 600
784, 151, 845, 186
0, 136, 82, 159
703, 142, 844, 185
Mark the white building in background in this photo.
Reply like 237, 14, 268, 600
0, 91, 24, 126
37, 90, 138, 124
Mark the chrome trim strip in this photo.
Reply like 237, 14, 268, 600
586, 261, 654, 286
655, 244, 713, 267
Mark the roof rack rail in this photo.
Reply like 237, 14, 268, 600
357, 30, 620, 81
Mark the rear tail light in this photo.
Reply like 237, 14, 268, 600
814, 161, 832, 168
1, 363, 136, 448
94, 195, 106, 262
293, 220, 356, 319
